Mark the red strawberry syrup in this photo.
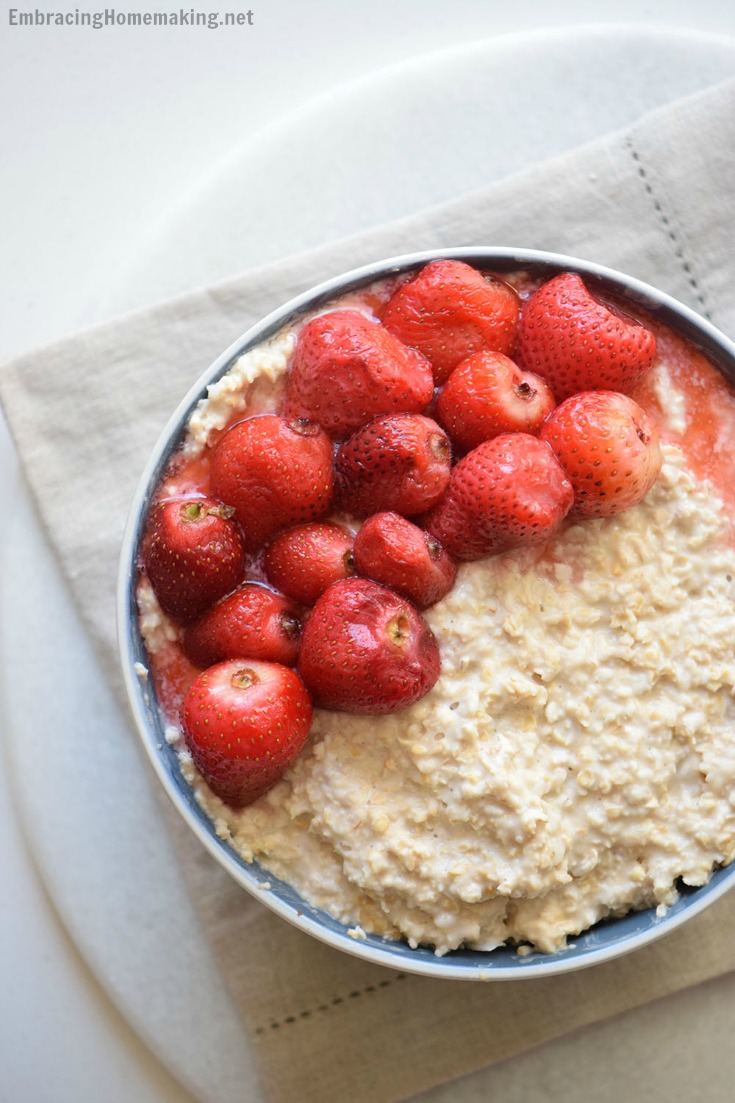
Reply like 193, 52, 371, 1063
631, 322, 735, 517
148, 643, 200, 723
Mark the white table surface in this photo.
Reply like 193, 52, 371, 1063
3, 3, 735, 1101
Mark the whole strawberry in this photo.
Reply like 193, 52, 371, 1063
183, 582, 302, 668
516, 272, 657, 399
353, 512, 456, 609
437, 350, 555, 453
210, 415, 333, 552
380, 260, 520, 384
423, 434, 574, 561
335, 413, 452, 517
264, 522, 356, 607
298, 578, 440, 714
182, 659, 313, 808
141, 497, 246, 625
283, 310, 433, 439
540, 390, 662, 518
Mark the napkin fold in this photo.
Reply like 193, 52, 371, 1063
3, 77, 735, 1103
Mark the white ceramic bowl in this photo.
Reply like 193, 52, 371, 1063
118, 247, 735, 980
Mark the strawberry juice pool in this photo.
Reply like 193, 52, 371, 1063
135, 267, 735, 957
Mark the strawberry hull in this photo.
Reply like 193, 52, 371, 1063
121, 249, 735, 980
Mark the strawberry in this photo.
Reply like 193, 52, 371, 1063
141, 496, 246, 625
515, 272, 657, 400
182, 582, 302, 669
182, 659, 313, 808
422, 434, 574, 561
283, 310, 433, 439
540, 390, 662, 518
380, 260, 520, 385
335, 413, 452, 518
353, 512, 456, 609
209, 415, 333, 552
437, 350, 555, 453
298, 578, 440, 714
264, 522, 356, 607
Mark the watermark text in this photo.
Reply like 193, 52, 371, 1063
8, 7, 255, 30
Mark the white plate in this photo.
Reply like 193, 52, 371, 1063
103, 24, 735, 315
4, 24, 735, 1103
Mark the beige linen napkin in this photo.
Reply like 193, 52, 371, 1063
3, 77, 735, 1103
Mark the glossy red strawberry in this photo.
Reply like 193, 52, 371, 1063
298, 578, 440, 714
380, 260, 520, 385
141, 497, 246, 625
437, 350, 555, 452
540, 390, 662, 518
516, 272, 657, 400
182, 582, 302, 668
182, 659, 313, 808
283, 310, 433, 438
353, 512, 456, 609
209, 415, 333, 552
423, 434, 574, 561
264, 522, 356, 607
335, 413, 451, 518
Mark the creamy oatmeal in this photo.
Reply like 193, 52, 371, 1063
138, 277, 735, 956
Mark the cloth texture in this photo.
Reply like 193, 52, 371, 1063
2, 77, 735, 1103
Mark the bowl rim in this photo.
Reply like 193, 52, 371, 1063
118, 246, 735, 980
